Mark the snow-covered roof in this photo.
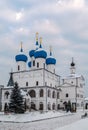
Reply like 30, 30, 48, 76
20, 89, 27, 96
21, 89, 31, 99
62, 74, 84, 80
61, 82, 75, 87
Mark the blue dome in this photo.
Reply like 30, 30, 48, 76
28, 61, 31, 67
29, 50, 35, 57
34, 49, 47, 59
15, 48, 28, 62
46, 57, 56, 65
15, 54, 28, 62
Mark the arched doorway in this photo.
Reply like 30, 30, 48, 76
52, 103, 55, 110
31, 102, 36, 110
39, 102, 43, 110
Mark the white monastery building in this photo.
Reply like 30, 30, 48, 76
0, 33, 85, 112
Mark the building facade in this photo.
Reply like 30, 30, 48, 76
59, 59, 85, 111
1, 33, 85, 112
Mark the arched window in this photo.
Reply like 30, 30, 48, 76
31, 102, 36, 110
40, 89, 44, 97
57, 92, 59, 99
57, 104, 60, 110
18, 65, 20, 71
33, 60, 35, 66
66, 93, 69, 97
36, 81, 39, 86
26, 82, 28, 86
29, 90, 36, 97
48, 90, 51, 97
48, 103, 51, 110
39, 102, 43, 110
4, 91, 10, 99
37, 62, 39, 68
52, 91, 55, 98
52, 103, 55, 110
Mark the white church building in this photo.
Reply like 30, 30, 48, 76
0, 33, 85, 112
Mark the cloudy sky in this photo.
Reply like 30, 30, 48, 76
0, 0, 88, 96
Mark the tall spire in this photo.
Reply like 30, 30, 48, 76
70, 57, 76, 74
50, 46, 52, 56
39, 37, 42, 48
71, 57, 75, 67
20, 41, 23, 52
35, 32, 39, 49
7, 72, 14, 87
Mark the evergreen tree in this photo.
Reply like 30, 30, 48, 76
9, 82, 25, 113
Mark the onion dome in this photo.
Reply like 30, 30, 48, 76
70, 57, 75, 67
29, 50, 35, 57
34, 37, 47, 59
29, 32, 39, 57
28, 61, 31, 67
46, 46, 56, 65
15, 42, 28, 62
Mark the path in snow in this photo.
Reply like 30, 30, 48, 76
0, 113, 82, 130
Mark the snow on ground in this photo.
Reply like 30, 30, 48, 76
0, 111, 68, 122
55, 118, 88, 130
0, 110, 87, 130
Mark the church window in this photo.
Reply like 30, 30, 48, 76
57, 104, 60, 110
36, 81, 39, 86
66, 93, 69, 97
52, 91, 55, 98
4, 91, 10, 99
48, 103, 51, 110
39, 102, 43, 110
31, 102, 36, 110
33, 60, 35, 66
18, 65, 20, 71
71, 81, 73, 84
26, 82, 28, 86
40, 89, 44, 97
57, 92, 59, 99
29, 90, 36, 97
48, 90, 51, 97
52, 103, 55, 110
37, 62, 39, 68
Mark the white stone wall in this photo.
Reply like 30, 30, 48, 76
1, 89, 11, 111
16, 61, 27, 71
35, 58, 45, 69
13, 69, 60, 88
60, 75, 84, 109
45, 71, 59, 87
46, 64, 55, 73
